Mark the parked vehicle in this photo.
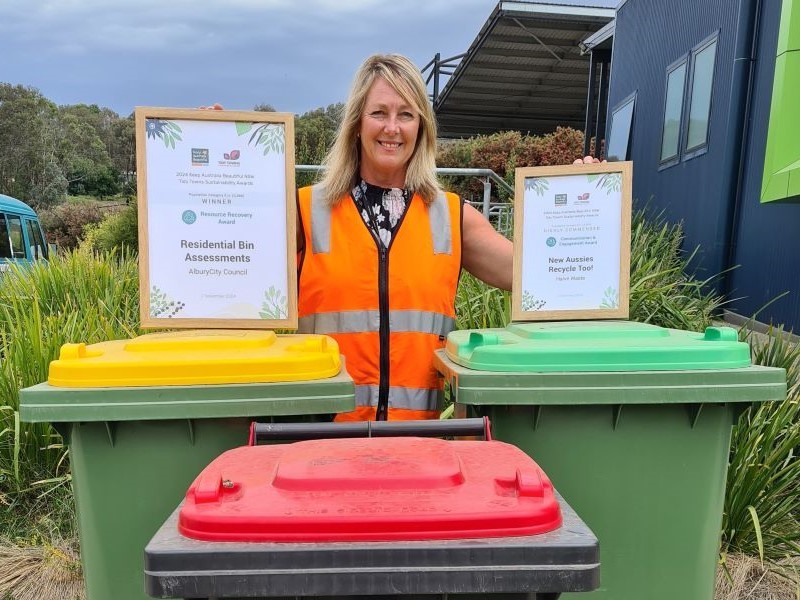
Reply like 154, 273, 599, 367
0, 194, 49, 269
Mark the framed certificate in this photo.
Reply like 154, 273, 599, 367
135, 107, 296, 329
512, 162, 632, 321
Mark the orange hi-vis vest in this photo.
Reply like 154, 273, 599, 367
297, 184, 462, 421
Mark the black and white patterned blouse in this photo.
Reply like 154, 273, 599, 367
351, 180, 410, 248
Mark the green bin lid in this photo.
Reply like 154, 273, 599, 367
445, 321, 751, 372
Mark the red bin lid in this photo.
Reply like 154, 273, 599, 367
178, 437, 562, 542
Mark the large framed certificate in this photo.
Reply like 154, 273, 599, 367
135, 108, 296, 329
512, 162, 632, 321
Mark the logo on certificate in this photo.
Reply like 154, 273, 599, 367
554, 194, 567, 206
182, 210, 197, 225
546, 237, 557, 247
191, 148, 209, 166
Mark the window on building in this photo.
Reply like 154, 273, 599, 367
660, 61, 687, 163
606, 93, 636, 162
659, 32, 719, 167
685, 38, 718, 153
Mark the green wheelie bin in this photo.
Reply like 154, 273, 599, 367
20, 329, 354, 600
433, 320, 786, 600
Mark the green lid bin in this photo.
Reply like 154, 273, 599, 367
433, 320, 786, 600
20, 330, 354, 600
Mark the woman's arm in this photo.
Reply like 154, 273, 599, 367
461, 203, 513, 291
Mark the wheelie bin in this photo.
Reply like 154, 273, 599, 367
144, 418, 600, 599
19, 329, 355, 600
433, 320, 786, 600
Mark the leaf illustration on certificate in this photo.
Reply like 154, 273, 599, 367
238, 122, 285, 156
150, 286, 186, 318
600, 287, 619, 308
260, 286, 288, 319
587, 172, 622, 193
524, 177, 549, 196
521, 290, 546, 311
146, 119, 182, 149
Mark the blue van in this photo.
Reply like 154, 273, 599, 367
0, 194, 49, 269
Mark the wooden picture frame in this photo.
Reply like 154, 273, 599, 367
135, 107, 297, 329
512, 162, 632, 322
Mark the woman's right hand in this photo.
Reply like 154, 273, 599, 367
572, 155, 606, 165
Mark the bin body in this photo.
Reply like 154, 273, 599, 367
20, 331, 354, 600
144, 436, 599, 598
435, 321, 787, 600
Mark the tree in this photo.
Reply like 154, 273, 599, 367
294, 103, 343, 186
0, 84, 68, 208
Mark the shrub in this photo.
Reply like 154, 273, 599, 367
515, 127, 586, 172
38, 200, 109, 250
436, 127, 586, 202
82, 203, 138, 254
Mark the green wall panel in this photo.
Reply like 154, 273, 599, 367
761, 0, 800, 203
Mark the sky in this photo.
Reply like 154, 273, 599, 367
0, 0, 500, 117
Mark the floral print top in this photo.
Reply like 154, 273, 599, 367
351, 179, 410, 248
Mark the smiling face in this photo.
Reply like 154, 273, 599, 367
358, 77, 420, 188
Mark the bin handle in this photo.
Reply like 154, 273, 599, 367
248, 417, 492, 445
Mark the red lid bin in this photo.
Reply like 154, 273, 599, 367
179, 437, 562, 542
145, 429, 599, 599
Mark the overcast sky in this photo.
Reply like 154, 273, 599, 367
0, 0, 500, 116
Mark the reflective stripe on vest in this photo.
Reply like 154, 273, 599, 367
298, 309, 455, 336
311, 184, 332, 254
310, 184, 451, 255
354, 384, 439, 412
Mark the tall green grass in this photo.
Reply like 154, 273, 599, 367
722, 326, 800, 563
0, 249, 140, 539
628, 209, 725, 330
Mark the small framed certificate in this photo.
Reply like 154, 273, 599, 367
135, 107, 296, 329
512, 162, 632, 321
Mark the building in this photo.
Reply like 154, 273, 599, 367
432, 0, 800, 331
603, 0, 799, 330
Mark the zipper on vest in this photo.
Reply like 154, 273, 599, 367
375, 244, 390, 421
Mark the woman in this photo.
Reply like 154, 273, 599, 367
297, 54, 512, 422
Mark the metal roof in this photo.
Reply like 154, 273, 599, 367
430, 1, 616, 138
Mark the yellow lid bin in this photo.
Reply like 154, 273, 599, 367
48, 330, 341, 388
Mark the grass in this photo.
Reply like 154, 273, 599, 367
628, 208, 725, 330
722, 325, 800, 564
715, 552, 800, 600
0, 539, 84, 600
0, 248, 141, 539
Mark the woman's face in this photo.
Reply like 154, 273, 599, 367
358, 77, 420, 188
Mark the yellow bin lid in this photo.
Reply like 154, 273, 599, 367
48, 330, 341, 388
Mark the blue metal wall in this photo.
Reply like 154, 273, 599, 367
727, 0, 800, 327
609, 0, 799, 329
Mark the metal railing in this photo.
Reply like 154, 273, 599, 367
295, 165, 513, 236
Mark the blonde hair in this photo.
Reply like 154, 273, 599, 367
319, 54, 441, 205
